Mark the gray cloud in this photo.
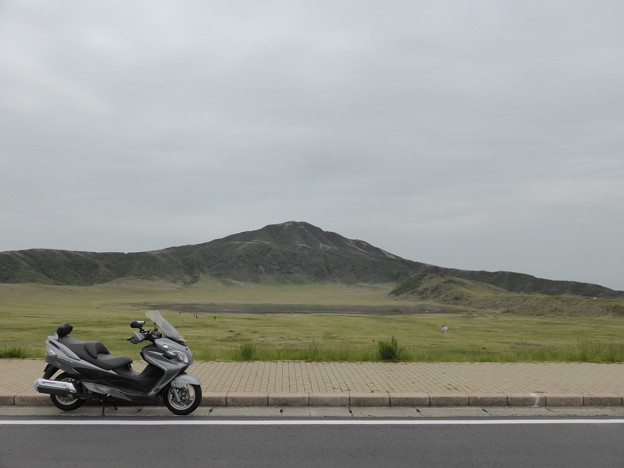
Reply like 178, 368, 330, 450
1, 0, 623, 289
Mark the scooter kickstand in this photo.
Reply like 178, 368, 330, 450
98, 396, 106, 417
98, 395, 118, 417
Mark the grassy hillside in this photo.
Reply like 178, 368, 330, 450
391, 274, 624, 316
0, 249, 190, 285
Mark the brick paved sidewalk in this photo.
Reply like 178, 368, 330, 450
2, 359, 623, 407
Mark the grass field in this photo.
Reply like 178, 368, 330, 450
1, 278, 624, 362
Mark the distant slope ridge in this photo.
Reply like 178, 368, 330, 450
390, 274, 624, 315
0, 221, 621, 298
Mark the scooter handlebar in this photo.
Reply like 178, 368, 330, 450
129, 331, 147, 344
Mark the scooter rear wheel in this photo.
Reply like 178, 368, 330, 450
50, 372, 85, 411
164, 383, 202, 415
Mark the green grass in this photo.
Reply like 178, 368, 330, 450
0, 345, 32, 358
1, 278, 624, 362
192, 337, 624, 363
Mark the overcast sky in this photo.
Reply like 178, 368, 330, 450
1, 1, 623, 290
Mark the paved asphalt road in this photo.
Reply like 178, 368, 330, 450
2, 417, 624, 467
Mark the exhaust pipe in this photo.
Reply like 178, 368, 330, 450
34, 378, 77, 396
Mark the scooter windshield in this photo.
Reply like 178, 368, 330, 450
145, 310, 186, 344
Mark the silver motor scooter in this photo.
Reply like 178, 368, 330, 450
34, 310, 202, 415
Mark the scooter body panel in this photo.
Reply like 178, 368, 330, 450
172, 373, 202, 388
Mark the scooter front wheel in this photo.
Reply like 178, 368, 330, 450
164, 383, 202, 415
50, 372, 85, 411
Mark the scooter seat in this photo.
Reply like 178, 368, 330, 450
84, 341, 109, 359
60, 336, 133, 371
93, 354, 133, 371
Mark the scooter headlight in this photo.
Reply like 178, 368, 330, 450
174, 351, 189, 364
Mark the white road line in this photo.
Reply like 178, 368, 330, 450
1, 419, 624, 426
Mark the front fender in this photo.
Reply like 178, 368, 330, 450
171, 373, 201, 388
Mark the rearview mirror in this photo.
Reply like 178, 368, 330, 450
131, 320, 145, 329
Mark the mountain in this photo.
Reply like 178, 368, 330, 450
1, 221, 622, 298
169, 221, 419, 284
0, 222, 414, 285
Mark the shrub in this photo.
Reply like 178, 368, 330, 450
238, 342, 257, 361
377, 336, 403, 361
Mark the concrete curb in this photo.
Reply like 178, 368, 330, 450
4, 392, 624, 407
